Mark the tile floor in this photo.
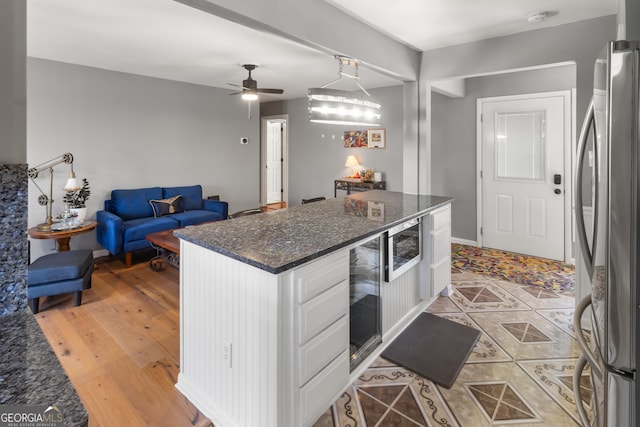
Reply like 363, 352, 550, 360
314, 250, 589, 426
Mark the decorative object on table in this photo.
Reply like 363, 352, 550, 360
362, 169, 375, 182
367, 128, 386, 149
63, 177, 91, 222
28, 152, 81, 231
308, 55, 381, 126
343, 130, 368, 148
374, 172, 382, 182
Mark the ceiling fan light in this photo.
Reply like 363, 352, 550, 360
241, 92, 258, 101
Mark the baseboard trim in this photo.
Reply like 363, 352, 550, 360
451, 238, 477, 247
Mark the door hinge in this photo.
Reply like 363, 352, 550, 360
480, 170, 483, 179
480, 114, 483, 123
480, 227, 483, 235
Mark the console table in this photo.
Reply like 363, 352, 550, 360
334, 178, 386, 197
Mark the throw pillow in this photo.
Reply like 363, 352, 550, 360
149, 195, 185, 217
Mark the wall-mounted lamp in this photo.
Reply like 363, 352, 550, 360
28, 152, 80, 231
308, 56, 382, 126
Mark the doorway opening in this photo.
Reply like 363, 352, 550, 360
477, 91, 572, 262
261, 115, 288, 210
429, 63, 576, 264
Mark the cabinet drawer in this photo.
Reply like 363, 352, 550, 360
298, 316, 348, 386
298, 280, 348, 345
295, 251, 348, 304
431, 226, 451, 263
431, 257, 451, 296
299, 349, 350, 426
431, 205, 451, 230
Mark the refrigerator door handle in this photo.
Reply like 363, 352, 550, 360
575, 98, 597, 277
573, 294, 603, 379
573, 355, 591, 427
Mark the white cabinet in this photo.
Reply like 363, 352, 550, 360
428, 204, 452, 296
177, 242, 350, 427
291, 251, 350, 426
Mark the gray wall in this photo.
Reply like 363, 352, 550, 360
431, 65, 576, 241
261, 85, 404, 206
620, 0, 640, 40
417, 15, 617, 198
0, 1, 26, 164
27, 58, 260, 260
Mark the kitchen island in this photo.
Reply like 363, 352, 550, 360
175, 190, 453, 427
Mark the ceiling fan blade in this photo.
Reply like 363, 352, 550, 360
228, 91, 242, 96
257, 88, 284, 94
227, 83, 242, 87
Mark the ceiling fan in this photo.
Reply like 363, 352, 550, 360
228, 64, 284, 101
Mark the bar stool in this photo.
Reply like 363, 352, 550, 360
27, 249, 94, 314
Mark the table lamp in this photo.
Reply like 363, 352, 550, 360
345, 155, 360, 178
28, 153, 80, 231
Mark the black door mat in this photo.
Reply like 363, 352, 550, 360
381, 312, 481, 388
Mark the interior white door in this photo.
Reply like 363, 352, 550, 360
481, 95, 565, 261
266, 121, 283, 204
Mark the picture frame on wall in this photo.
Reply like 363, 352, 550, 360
344, 130, 368, 148
367, 128, 386, 149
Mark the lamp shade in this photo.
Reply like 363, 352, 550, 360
345, 155, 359, 167
241, 91, 258, 101
308, 88, 381, 126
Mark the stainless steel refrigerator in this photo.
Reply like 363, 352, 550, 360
574, 39, 640, 426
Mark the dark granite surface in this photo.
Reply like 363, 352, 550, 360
0, 164, 28, 315
0, 311, 89, 426
175, 190, 453, 274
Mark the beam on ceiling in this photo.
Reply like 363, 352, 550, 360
174, 0, 420, 82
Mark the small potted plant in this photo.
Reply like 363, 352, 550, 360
63, 178, 91, 221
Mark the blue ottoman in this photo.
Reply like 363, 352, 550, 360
27, 249, 94, 314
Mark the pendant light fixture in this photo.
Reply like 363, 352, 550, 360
308, 56, 381, 126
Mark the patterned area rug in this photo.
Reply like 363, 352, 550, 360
451, 244, 575, 294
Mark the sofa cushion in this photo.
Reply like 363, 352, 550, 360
150, 195, 185, 217
28, 249, 94, 286
111, 187, 162, 220
170, 210, 224, 227
123, 216, 178, 242
163, 185, 203, 210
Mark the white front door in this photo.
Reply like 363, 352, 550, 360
480, 94, 567, 261
266, 121, 283, 204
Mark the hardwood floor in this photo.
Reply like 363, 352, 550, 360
261, 201, 286, 211
33, 253, 212, 427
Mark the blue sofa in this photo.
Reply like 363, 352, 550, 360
97, 185, 228, 267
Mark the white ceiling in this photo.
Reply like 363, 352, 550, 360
27, 0, 618, 100
326, 0, 618, 51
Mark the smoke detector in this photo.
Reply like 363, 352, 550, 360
526, 11, 558, 23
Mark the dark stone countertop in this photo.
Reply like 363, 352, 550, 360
175, 190, 453, 274
0, 311, 88, 426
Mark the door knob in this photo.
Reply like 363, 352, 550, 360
554, 188, 562, 194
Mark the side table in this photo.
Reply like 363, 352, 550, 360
28, 220, 98, 251
334, 178, 386, 197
